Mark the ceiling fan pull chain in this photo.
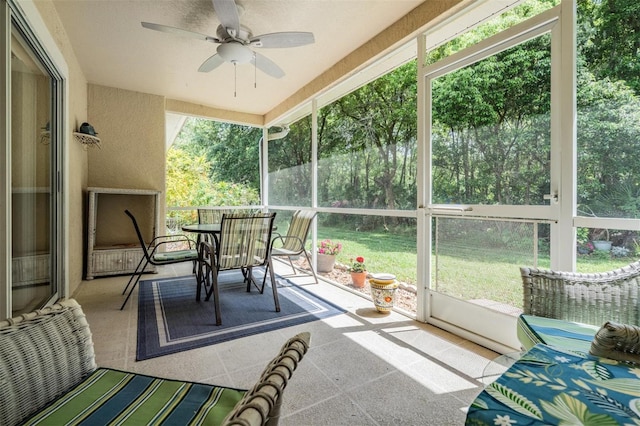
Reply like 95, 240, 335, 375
234, 62, 237, 97
254, 53, 257, 89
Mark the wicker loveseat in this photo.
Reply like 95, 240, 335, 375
0, 299, 309, 426
521, 259, 640, 326
466, 262, 640, 424
517, 260, 640, 351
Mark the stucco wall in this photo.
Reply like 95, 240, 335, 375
87, 84, 166, 230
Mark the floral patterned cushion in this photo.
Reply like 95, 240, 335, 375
466, 344, 640, 425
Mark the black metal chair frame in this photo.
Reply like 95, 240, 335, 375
120, 209, 198, 310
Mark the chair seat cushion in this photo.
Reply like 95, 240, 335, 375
517, 314, 599, 353
153, 249, 197, 262
24, 368, 246, 425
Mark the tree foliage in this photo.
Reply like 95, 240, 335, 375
317, 61, 418, 212
576, 0, 640, 218
169, 120, 260, 215
267, 118, 313, 206
432, 35, 551, 205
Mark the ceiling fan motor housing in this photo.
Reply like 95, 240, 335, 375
217, 42, 253, 64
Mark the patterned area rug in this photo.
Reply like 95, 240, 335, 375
137, 271, 344, 360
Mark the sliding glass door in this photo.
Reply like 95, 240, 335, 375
3, 0, 64, 316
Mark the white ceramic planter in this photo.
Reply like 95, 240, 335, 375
592, 240, 612, 252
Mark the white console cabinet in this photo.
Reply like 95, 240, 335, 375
86, 187, 160, 279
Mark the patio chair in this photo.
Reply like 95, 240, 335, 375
198, 213, 278, 325
120, 209, 198, 310
198, 207, 232, 224
520, 259, 640, 326
196, 207, 232, 245
267, 210, 318, 284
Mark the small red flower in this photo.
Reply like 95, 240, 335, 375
356, 256, 365, 263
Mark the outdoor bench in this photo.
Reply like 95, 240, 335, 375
0, 299, 309, 426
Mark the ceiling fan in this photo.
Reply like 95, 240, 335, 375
141, 0, 314, 80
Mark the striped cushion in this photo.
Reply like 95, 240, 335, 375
517, 314, 599, 353
218, 214, 273, 270
153, 249, 198, 262
24, 368, 246, 425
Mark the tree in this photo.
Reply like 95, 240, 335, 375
318, 61, 418, 212
576, 0, 640, 218
169, 119, 261, 211
174, 118, 261, 190
431, 35, 551, 205
580, 0, 640, 95
267, 117, 313, 206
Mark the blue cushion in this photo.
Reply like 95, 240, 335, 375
517, 314, 599, 353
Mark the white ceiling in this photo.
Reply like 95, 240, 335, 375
50, 0, 426, 117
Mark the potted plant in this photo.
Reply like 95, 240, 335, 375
316, 239, 341, 272
591, 228, 612, 252
369, 273, 399, 313
348, 256, 367, 288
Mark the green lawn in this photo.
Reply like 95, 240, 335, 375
314, 224, 638, 310
317, 226, 417, 284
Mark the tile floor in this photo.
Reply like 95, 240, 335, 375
72, 262, 499, 425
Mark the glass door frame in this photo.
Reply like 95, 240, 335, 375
416, 5, 567, 351
1, 0, 68, 319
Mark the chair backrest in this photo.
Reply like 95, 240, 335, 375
199, 209, 264, 224
217, 213, 276, 271
124, 209, 152, 261
521, 261, 640, 326
282, 210, 316, 252
198, 208, 230, 224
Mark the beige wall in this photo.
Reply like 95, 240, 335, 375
87, 85, 166, 229
21, 2, 167, 295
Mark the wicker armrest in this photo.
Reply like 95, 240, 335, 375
222, 332, 311, 426
590, 321, 640, 365
0, 299, 97, 425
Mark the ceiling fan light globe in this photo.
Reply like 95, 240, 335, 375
217, 42, 253, 64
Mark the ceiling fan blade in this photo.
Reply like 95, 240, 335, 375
212, 0, 240, 38
141, 22, 219, 43
251, 52, 285, 79
198, 54, 226, 73
250, 32, 315, 48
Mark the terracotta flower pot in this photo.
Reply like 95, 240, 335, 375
350, 271, 367, 288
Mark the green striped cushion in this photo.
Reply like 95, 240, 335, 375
517, 314, 599, 353
24, 368, 246, 425
153, 249, 197, 262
